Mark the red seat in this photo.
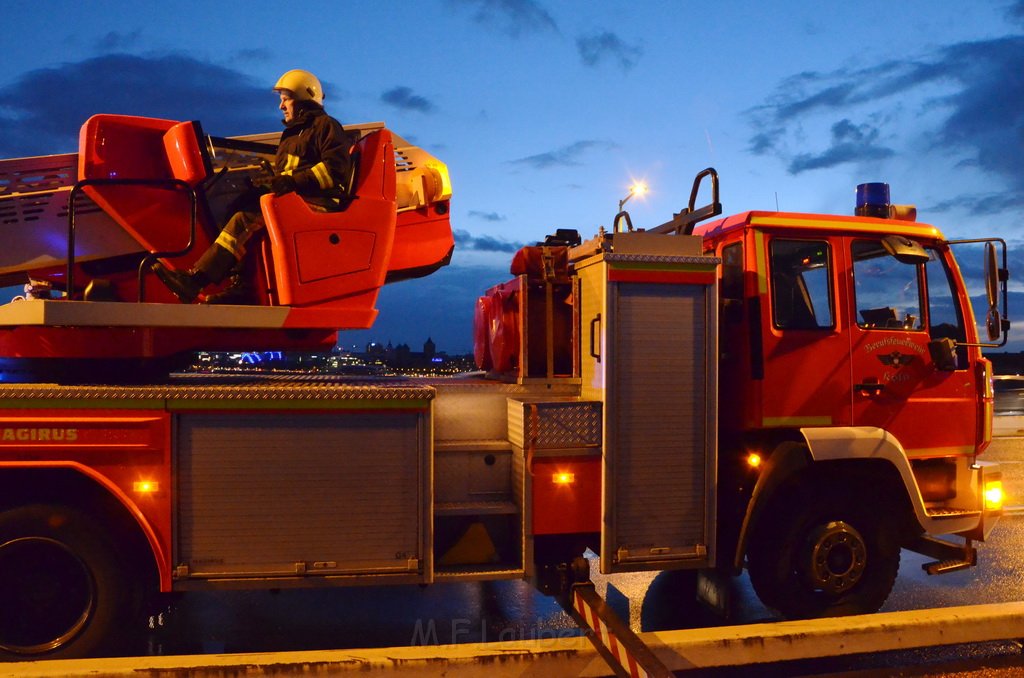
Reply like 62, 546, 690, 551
258, 130, 397, 327
78, 115, 216, 264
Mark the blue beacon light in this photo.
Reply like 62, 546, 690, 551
855, 182, 890, 218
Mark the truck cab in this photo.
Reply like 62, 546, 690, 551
699, 210, 990, 452
693, 187, 1006, 618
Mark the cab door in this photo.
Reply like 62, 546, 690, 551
844, 237, 979, 454
758, 233, 854, 430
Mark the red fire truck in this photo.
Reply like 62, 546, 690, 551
0, 117, 1009, 662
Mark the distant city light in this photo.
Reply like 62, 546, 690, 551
240, 351, 284, 364
188, 341, 475, 378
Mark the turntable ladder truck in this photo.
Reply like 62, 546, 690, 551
0, 147, 1007, 670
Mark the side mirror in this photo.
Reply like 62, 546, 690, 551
986, 308, 1002, 343
984, 242, 1001, 342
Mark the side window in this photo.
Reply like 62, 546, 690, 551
925, 250, 966, 342
722, 242, 743, 301
769, 239, 833, 329
852, 240, 923, 330
925, 249, 967, 369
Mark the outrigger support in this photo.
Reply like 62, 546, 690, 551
555, 558, 673, 678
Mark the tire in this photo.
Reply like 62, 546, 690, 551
0, 504, 136, 660
640, 569, 703, 631
747, 479, 901, 618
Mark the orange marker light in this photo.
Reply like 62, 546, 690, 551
553, 472, 575, 485
746, 453, 763, 470
984, 480, 1004, 511
133, 480, 159, 494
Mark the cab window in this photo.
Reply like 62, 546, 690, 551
925, 250, 966, 342
769, 239, 833, 330
722, 242, 743, 301
852, 239, 923, 330
925, 249, 968, 369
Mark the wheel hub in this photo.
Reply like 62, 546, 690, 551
802, 520, 867, 595
0, 536, 95, 655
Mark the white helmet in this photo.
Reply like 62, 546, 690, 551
274, 69, 324, 105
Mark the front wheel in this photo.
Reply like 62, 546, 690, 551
0, 504, 136, 660
747, 482, 901, 618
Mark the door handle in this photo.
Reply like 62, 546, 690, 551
855, 382, 885, 395
589, 313, 601, 363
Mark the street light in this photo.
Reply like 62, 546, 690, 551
618, 182, 648, 212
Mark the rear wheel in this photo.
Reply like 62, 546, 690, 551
747, 480, 901, 618
0, 504, 136, 659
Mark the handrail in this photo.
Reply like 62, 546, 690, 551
650, 167, 723, 235
67, 178, 197, 302
612, 210, 633, 233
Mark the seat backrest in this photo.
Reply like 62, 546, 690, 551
162, 120, 213, 187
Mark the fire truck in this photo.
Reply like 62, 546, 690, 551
0, 116, 1009, 665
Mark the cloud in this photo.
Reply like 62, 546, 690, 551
95, 30, 142, 52
468, 210, 507, 222
576, 31, 642, 71
380, 86, 435, 113
0, 54, 277, 157
928, 191, 1024, 216
788, 119, 895, 173
234, 48, 272, 63
508, 139, 617, 169
453, 228, 523, 252
748, 35, 1024, 195
448, 0, 558, 37
1010, 0, 1024, 23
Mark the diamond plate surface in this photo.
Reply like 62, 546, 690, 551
508, 399, 601, 449
0, 373, 435, 402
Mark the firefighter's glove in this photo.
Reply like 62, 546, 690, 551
272, 175, 298, 196
248, 174, 273, 191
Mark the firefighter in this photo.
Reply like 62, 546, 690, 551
154, 69, 357, 304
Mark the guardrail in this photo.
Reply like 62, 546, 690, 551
9, 602, 1024, 677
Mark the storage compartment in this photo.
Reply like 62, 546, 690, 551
175, 410, 429, 581
435, 443, 513, 504
575, 251, 719, 573
433, 440, 520, 573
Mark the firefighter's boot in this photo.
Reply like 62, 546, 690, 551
152, 244, 238, 304
203, 240, 259, 305
204, 273, 255, 305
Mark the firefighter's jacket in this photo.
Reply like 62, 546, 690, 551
276, 105, 357, 208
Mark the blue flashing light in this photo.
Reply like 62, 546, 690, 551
855, 182, 890, 218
